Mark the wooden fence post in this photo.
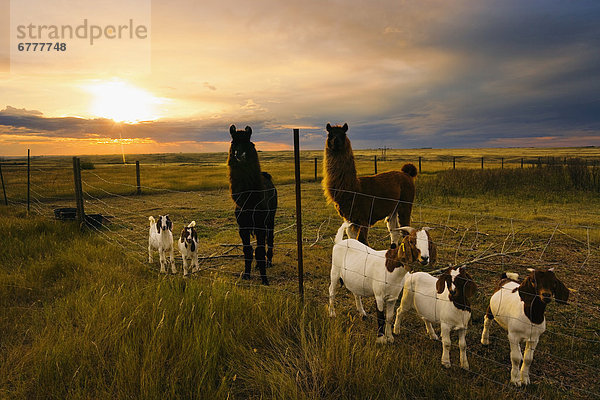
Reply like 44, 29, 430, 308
501, 157, 504, 169
293, 129, 304, 303
374, 155, 378, 174
314, 157, 318, 182
521, 158, 524, 168
418, 156, 422, 173
136, 161, 141, 195
453, 157, 456, 170
72, 157, 85, 226
481, 157, 484, 169
0, 162, 7, 205
27, 149, 30, 215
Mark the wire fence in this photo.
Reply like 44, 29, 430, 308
1, 155, 600, 399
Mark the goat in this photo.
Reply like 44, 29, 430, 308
480, 268, 569, 386
328, 221, 429, 344
178, 221, 199, 277
393, 267, 477, 370
148, 215, 175, 274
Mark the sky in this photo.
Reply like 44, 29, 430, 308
1, 0, 600, 156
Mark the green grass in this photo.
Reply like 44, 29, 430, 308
1, 149, 600, 399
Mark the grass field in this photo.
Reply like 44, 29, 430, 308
1, 148, 600, 399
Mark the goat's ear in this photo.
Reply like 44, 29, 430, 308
401, 237, 414, 264
180, 229, 186, 242
554, 276, 570, 304
518, 276, 536, 303
326, 123, 332, 132
461, 270, 477, 298
436, 274, 448, 294
192, 229, 198, 241
385, 247, 401, 273
229, 125, 237, 137
156, 217, 161, 233
428, 237, 437, 266
342, 123, 348, 132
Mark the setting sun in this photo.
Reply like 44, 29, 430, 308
87, 80, 164, 123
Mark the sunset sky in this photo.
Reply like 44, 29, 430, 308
1, 0, 599, 156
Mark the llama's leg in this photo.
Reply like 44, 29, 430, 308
255, 229, 269, 285
347, 223, 361, 241
384, 299, 396, 343
508, 333, 523, 386
354, 295, 368, 319
481, 306, 494, 345
239, 227, 253, 280
458, 328, 469, 370
375, 297, 387, 344
386, 211, 401, 245
440, 323, 452, 368
357, 226, 369, 246
397, 203, 413, 228
266, 213, 275, 269
520, 339, 538, 385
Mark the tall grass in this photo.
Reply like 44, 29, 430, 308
0, 210, 578, 399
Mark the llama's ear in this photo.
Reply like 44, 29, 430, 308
245, 126, 252, 137
342, 123, 348, 132
326, 123, 332, 132
229, 125, 237, 137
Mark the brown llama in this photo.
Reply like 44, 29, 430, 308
228, 125, 278, 285
322, 123, 417, 246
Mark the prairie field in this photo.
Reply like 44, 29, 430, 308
1, 147, 600, 399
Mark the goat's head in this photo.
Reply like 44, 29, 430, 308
521, 268, 569, 305
156, 215, 172, 234
229, 125, 257, 165
325, 123, 350, 153
180, 221, 198, 252
436, 267, 477, 310
396, 226, 437, 266
384, 233, 422, 273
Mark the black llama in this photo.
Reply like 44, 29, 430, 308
227, 125, 277, 285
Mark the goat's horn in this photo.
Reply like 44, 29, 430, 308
399, 226, 416, 234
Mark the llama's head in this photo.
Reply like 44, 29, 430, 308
520, 268, 570, 305
229, 125, 258, 165
156, 215, 172, 234
325, 123, 350, 153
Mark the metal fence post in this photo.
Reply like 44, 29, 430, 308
293, 129, 304, 302
374, 155, 377, 174
72, 157, 85, 226
136, 161, 141, 195
27, 149, 30, 215
0, 162, 7, 205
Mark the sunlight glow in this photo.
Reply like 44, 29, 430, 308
87, 80, 165, 123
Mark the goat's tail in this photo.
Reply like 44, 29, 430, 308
148, 216, 155, 227
501, 272, 519, 281
335, 221, 352, 244
187, 221, 196, 228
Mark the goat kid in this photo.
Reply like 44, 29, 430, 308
329, 221, 428, 344
393, 267, 477, 369
480, 268, 569, 386
178, 221, 199, 276
148, 215, 176, 274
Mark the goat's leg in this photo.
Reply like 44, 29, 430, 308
375, 297, 387, 344
423, 319, 439, 340
508, 333, 523, 386
182, 256, 189, 277
255, 229, 268, 285
192, 252, 199, 273
458, 328, 469, 370
393, 283, 414, 335
520, 339, 538, 386
386, 211, 401, 245
148, 243, 153, 263
440, 323, 452, 368
384, 299, 396, 343
328, 270, 341, 317
169, 247, 176, 274
480, 306, 494, 345
354, 295, 368, 319
159, 248, 166, 274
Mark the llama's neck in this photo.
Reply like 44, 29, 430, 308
228, 158, 263, 195
323, 145, 360, 196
